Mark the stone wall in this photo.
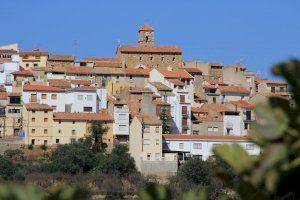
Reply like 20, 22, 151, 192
140, 160, 178, 176
0, 137, 23, 154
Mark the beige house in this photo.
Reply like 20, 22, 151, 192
19, 49, 48, 69
129, 113, 177, 175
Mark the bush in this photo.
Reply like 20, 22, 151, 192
0, 155, 24, 181
4, 149, 25, 162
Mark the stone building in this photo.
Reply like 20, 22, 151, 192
19, 49, 48, 69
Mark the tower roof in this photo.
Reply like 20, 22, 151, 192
139, 24, 154, 31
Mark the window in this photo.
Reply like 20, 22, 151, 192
34, 63, 38, 67
56, 139, 60, 144
44, 110, 48, 113
147, 153, 151, 160
180, 95, 185, 103
87, 95, 93, 101
155, 153, 160, 160
179, 143, 184, 149
271, 87, 275, 93
44, 118, 48, 122
72, 121, 75, 124
77, 95, 83, 100
144, 125, 150, 133
8, 109, 20, 113
59, 120, 61, 124
51, 94, 57, 100
244, 123, 249, 130
156, 139, 159, 145
31, 139, 35, 145
139, 56, 142, 61
193, 130, 200, 134
119, 114, 126, 120
70, 138, 76, 144
72, 130, 76, 135
155, 126, 159, 133
213, 127, 219, 132
246, 77, 251, 83
246, 144, 254, 150
119, 125, 126, 131
58, 130, 61, 134
26, 63, 29, 67
143, 139, 150, 145
44, 129, 48, 134
31, 129, 35, 134
44, 140, 47, 145
193, 143, 202, 149
30, 94, 37, 102
32, 110, 35, 113
213, 97, 216, 103
41, 94, 47, 99
84, 107, 92, 112
150, 57, 153, 61
161, 57, 164, 61
208, 127, 213, 132
32, 118, 35, 122
182, 106, 187, 115
280, 87, 285, 92
130, 75, 133, 79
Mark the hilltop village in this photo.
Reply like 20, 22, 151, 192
0, 25, 291, 175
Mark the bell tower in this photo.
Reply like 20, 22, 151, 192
138, 25, 154, 45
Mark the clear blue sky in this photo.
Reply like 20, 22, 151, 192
1, 0, 299, 77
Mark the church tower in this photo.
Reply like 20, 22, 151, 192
138, 25, 154, 45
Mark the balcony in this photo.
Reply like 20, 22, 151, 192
0, 109, 5, 117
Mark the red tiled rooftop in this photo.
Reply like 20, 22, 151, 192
158, 69, 193, 79
70, 79, 92, 85
231, 100, 253, 109
168, 79, 185, 86
66, 66, 93, 74
139, 24, 154, 31
53, 110, 113, 121
23, 85, 65, 92
129, 87, 153, 93
11, 69, 33, 76
0, 92, 8, 100
219, 85, 250, 95
19, 49, 48, 57
25, 103, 53, 111
183, 67, 202, 74
47, 79, 71, 88
163, 134, 249, 141
153, 99, 170, 106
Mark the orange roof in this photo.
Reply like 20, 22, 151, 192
168, 79, 185, 86
129, 87, 152, 93
72, 86, 97, 91
183, 67, 202, 74
47, 79, 71, 88
53, 111, 113, 121
0, 92, 8, 100
163, 134, 249, 141
265, 79, 287, 86
153, 99, 170, 106
149, 82, 172, 91
201, 103, 233, 113
19, 49, 48, 57
194, 115, 222, 122
11, 69, 33, 76
66, 66, 93, 74
219, 85, 250, 95
23, 85, 65, 92
25, 103, 53, 111
192, 107, 209, 113
158, 69, 193, 79
0, 49, 17, 54
208, 79, 225, 85
118, 45, 182, 54
70, 79, 91, 85
123, 68, 151, 76
136, 112, 161, 125
231, 100, 253, 109
139, 24, 154, 31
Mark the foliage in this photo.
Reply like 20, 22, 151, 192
28, 144, 34, 150
88, 120, 108, 152
0, 155, 24, 181
212, 60, 300, 199
160, 108, 170, 134
4, 149, 25, 162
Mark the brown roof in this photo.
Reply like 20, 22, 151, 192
210, 62, 224, 67
23, 85, 65, 92
0, 49, 18, 54
0, 92, 8, 100
153, 99, 170, 106
53, 111, 113, 121
107, 95, 127, 105
168, 79, 185, 86
66, 66, 93, 74
47, 79, 71, 88
25, 103, 53, 111
123, 68, 151, 76
149, 82, 172, 91
158, 69, 193, 79
230, 100, 253, 109
19, 49, 48, 57
70, 79, 92, 85
11, 69, 33, 76
194, 115, 222, 122
48, 54, 75, 61
93, 67, 124, 75
118, 45, 182, 54
192, 107, 209, 113
72, 86, 97, 92
219, 85, 250, 95
208, 79, 225, 85
183, 67, 203, 74
45, 66, 67, 73
139, 24, 154, 31
83, 57, 121, 68
136, 112, 161, 125
163, 134, 249, 141
8, 92, 22, 97
265, 80, 287, 86
129, 87, 153, 93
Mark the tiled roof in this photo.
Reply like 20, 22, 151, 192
163, 134, 249, 141
210, 62, 223, 67
70, 79, 91, 85
107, 95, 127, 105
231, 100, 253, 109
47, 79, 71, 88
129, 87, 153, 93
219, 85, 250, 95
0, 49, 18, 54
183, 67, 202, 74
25, 103, 53, 111
118, 45, 182, 54
93, 67, 124, 75
66, 66, 93, 74
194, 115, 222, 122
11, 69, 33, 76
8, 92, 22, 97
94, 60, 122, 68
19, 49, 48, 57
48, 54, 75, 61
208, 79, 225, 85
0, 92, 8, 100
23, 85, 65, 92
53, 110, 113, 121
123, 68, 151, 76
45, 66, 67, 73
136, 112, 161, 125
201, 103, 233, 113
265, 80, 287, 86
192, 107, 209, 113
168, 79, 185, 86
158, 69, 193, 79
72, 86, 97, 91
153, 99, 170, 106
139, 24, 154, 31
149, 82, 172, 91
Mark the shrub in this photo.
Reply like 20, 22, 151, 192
0, 155, 24, 181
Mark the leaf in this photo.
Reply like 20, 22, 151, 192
254, 104, 289, 140
213, 144, 257, 174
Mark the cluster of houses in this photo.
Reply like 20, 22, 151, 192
0, 25, 290, 175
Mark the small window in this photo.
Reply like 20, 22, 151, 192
73, 121, 75, 124
56, 139, 60, 144
44, 129, 48, 134
83, 107, 92, 112
213, 127, 219, 132
139, 56, 142, 61
31, 129, 35, 134
44, 110, 48, 113
70, 138, 76, 144
150, 57, 153, 61
119, 125, 126, 131
31, 139, 35, 145
32, 110, 36, 113
59, 120, 61, 124
143, 139, 150, 145
77, 95, 83, 100
246, 77, 251, 83
116, 75, 119, 79
147, 153, 151, 160
87, 95, 93, 101
52, 106, 56, 110
130, 75, 133, 79
156, 139, 159, 145
161, 57, 164, 61
51, 94, 57, 100
144, 125, 150, 133
213, 97, 216, 103
44, 118, 48, 122
72, 130, 76, 135
155, 126, 160, 133
41, 94, 47, 99
193, 143, 202, 149
246, 144, 254, 150
32, 118, 35, 122
44, 140, 47, 145
208, 127, 213, 132
172, 57, 175, 61
58, 130, 62, 134
179, 143, 184, 149
119, 114, 126, 120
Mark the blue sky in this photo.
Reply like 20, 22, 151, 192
1, 0, 299, 77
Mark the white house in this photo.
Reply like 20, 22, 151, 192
163, 134, 260, 161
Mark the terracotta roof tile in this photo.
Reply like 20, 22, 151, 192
192, 107, 209, 113
158, 69, 193, 79
48, 54, 75, 61
201, 103, 233, 113
53, 110, 113, 121
11, 69, 33, 76
219, 85, 250, 95
0, 92, 8, 100
0, 49, 18, 54
136, 112, 161, 125
118, 45, 182, 54
163, 134, 249, 141
72, 86, 97, 91
85, 57, 122, 68
231, 100, 253, 109
149, 82, 172, 91
129, 87, 153, 93
153, 99, 170, 106
66, 66, 93, 74
47, 79, 71, 88
139, 24, 154, 31
70, 79, 92, 85
93, 67, 124, 75
123, 68, 151, 76
208, 79, 225, 85
20, 49, 48, 57
23, 85, 65, 92
183, 67, 202, 74
25, 103, 53, 111
168, 79, 185, 86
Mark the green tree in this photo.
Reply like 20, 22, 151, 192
40, 144, 48, 158
160, 108, 170, 134
0, 155, 24, 181
88, 121, 108, 152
